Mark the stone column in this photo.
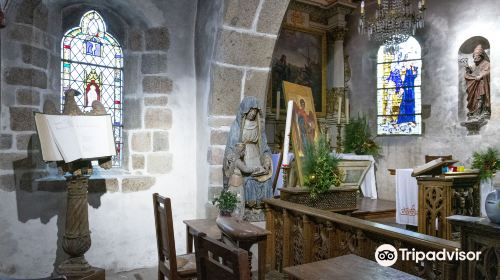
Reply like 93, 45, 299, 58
332, 27, 345, 90
328, 10, 348, 151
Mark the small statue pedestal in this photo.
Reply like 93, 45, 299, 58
460, 117, 487, 135
56, 161, 105, 280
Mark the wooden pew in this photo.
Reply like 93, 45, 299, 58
264, 198, 461, 279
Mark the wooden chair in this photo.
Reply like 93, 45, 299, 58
153, 193, 197, 280
193, 231, 250, 280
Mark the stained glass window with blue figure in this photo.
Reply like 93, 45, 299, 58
376, 37, 422, 135
61, 10, 124, 166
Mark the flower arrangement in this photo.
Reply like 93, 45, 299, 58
343, 115, 380, 156
303, 135, 343, 199
212, 190, 238, 216
471, 147, 500, 180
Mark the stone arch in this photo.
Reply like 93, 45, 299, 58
1, 0, 172, 192
205, 0, 291, 213
457, 36, 490, 121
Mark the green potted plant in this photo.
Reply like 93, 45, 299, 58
303, 135, 343, 198
343, 115, 380, 156
471, 147, 500, 180
280, 135, 358, 211
212, 190, 238, 216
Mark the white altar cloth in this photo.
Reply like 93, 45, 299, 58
336, 153, 378, 199
395, 168, 418, 226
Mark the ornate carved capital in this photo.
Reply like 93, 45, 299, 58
326, 87, 345, 117
332, 27, 346, 42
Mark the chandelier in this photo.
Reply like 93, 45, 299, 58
358, 0, 426, 49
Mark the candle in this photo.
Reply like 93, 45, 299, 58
337, 96, 342, 124
276, 91, 281, 120
282, 100, 294, 165
360, 1, 365, 14
345, 97, 350, 124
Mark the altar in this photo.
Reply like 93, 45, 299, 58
271, 153, 377, 199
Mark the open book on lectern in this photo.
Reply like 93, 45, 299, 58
34, 113, 116, 163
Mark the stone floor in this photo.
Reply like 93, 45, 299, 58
106, 267, 285, 280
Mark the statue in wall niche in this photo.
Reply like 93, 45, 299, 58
223, 97, 273, 209
463, 44, 491, 120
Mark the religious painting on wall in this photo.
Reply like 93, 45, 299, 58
283, 81, 320, 186
377, 36, 422, 135
270, 27, 327, 117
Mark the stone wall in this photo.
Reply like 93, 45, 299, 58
125, 25, 173, 176
205, 0, 290, 217
345, 0, 500, 200
1, 0, 56, 192
194, 0, 224, 217
0, 0, 198, 277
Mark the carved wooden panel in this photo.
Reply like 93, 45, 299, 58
464, 233, 500, 279
265, 199, 460, 279
422, 185, 446, 238
417, 177, 480, 240
270, 209, 283, 271
311, 223, 329, 261
291, 215, 305, 265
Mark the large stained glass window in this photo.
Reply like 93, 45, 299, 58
377, 37, 422, 135
61, 10, 123, 166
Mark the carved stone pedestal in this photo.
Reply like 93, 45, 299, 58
460, 118, 487, 135
56, 167, 105, 280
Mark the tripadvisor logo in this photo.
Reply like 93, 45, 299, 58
375, 244, 481, 267
375, 244, 398, 266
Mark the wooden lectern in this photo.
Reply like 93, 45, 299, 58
412, 159, 480, 240
35, 91, 115, 280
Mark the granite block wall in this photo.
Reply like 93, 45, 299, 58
0, 0, 198, 277
204, 0, 290, 217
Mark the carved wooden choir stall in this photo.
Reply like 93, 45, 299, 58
412, 158, 480, 240
447, 215, 500, 279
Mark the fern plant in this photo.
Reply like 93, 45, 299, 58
471, 147, 500, 180
303, 135, 342, 199
343, 115, 380, 156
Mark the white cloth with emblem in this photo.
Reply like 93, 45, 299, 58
395, 168, 418, 226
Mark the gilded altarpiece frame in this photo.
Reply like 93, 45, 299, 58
270, 26, 327, 117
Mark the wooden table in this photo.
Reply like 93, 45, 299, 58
183, 218, 269, 280
283, 254, 422, 280
184, 219, 222, 253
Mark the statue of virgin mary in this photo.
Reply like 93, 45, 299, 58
223, 97, 273, 208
